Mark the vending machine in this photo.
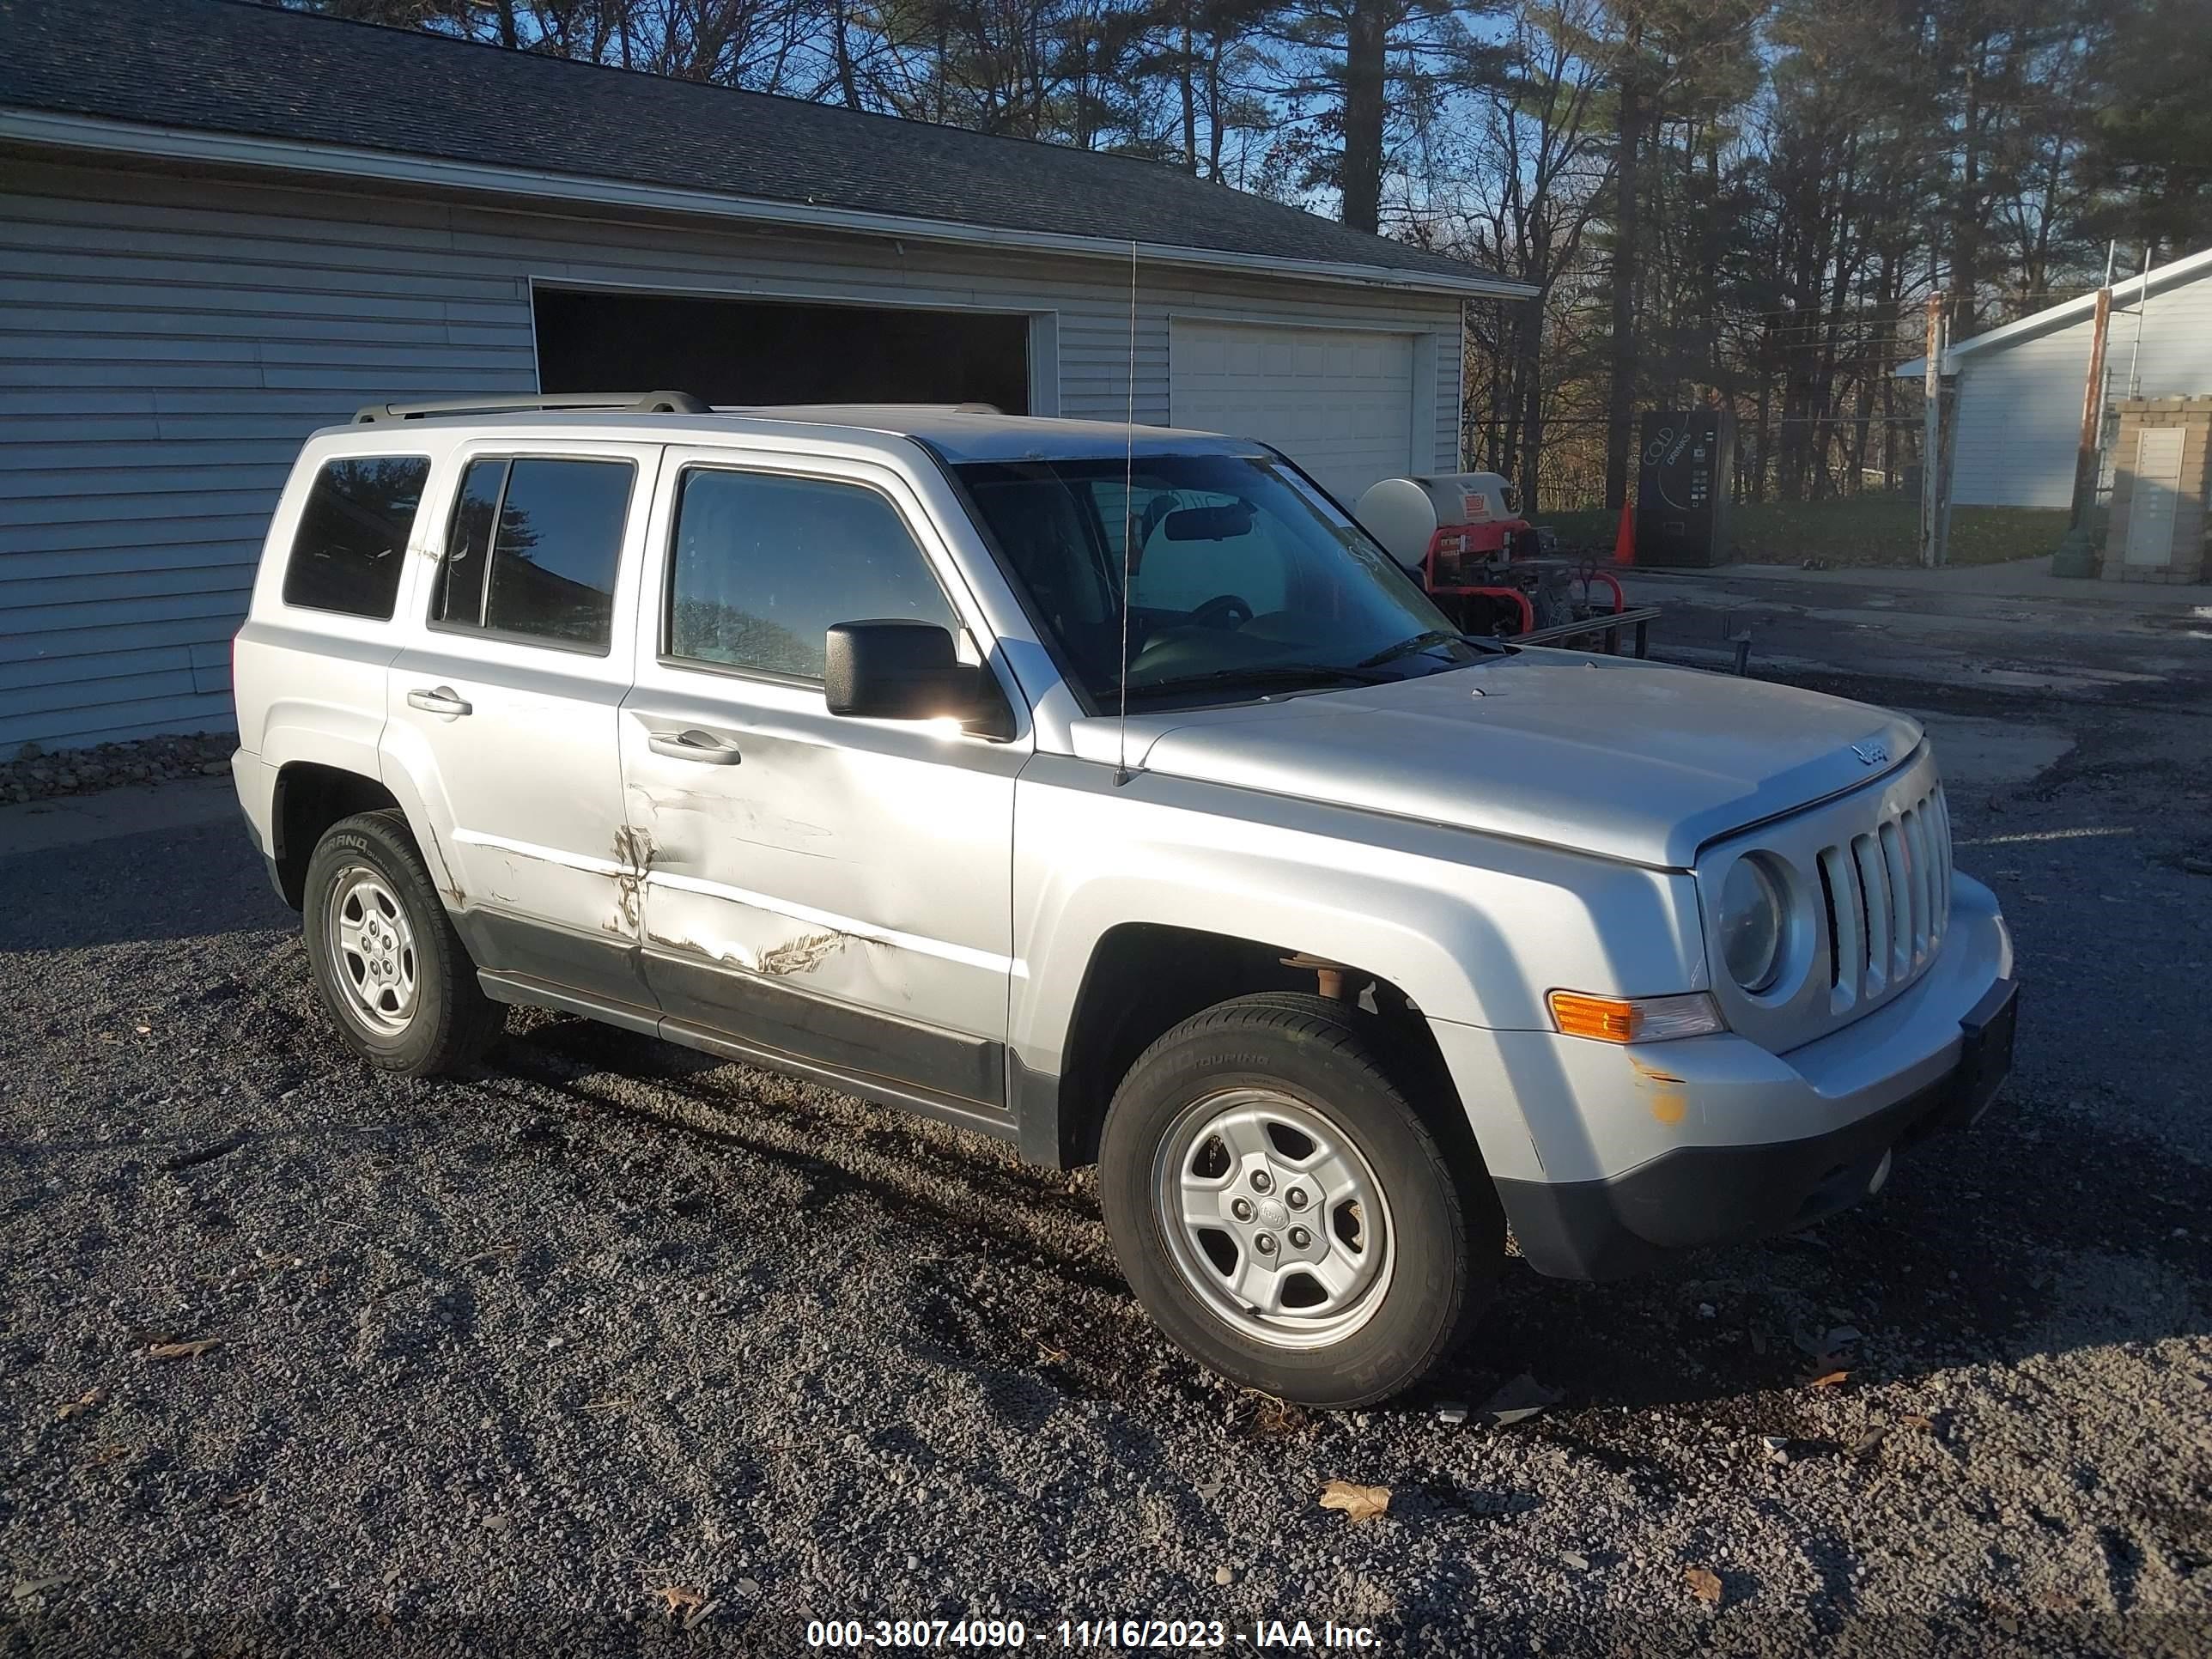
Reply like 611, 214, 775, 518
1634, 409, 1735, 568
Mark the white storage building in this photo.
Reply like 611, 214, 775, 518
1897, 246, 2212, 508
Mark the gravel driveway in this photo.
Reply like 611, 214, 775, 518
3, 657, 2209, 1657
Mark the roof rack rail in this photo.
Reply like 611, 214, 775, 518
352, 390, 711, 424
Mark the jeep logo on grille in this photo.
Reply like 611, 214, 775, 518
1851, 739, 1890, 767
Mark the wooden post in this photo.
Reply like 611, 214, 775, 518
2070, 285, 2112, 528
1920, 293, 1944, 568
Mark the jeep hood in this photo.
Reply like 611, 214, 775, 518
1071, 651, 1923, 868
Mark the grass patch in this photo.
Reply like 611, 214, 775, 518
1534, 497, 2069, 568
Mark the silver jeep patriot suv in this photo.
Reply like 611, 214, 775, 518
232, 393, 2018, 1406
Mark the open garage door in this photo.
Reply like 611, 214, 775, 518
1169, 319, 1417, 504
534, 288, 1030, 412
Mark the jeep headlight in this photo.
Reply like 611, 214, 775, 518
1717, 854, 1787, 993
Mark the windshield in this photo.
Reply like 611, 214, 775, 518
956, 453, 1488, 708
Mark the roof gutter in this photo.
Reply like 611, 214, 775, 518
0, 107, 1537, 301
1894, 242, 2212, 377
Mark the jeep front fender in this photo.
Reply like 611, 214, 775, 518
1010, 757, 1705, 1064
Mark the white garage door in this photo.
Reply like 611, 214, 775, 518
1169, 319, 1419, 503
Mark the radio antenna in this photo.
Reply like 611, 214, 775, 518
1114, 239, 1138, 787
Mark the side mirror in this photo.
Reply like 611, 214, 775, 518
824, 621, 1005, 734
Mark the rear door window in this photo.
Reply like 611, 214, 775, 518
430, 457, 635, 652
281, 455, 432, 619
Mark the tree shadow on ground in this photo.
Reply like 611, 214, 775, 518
500, 1010, 2212, 1425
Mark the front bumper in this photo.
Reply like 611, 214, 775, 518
1497, 977, 2014, 1278
1435, 873, 2016, 1279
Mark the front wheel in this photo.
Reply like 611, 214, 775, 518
1097, 994, 1502, 1407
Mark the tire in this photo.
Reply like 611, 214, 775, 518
301, 809, 504, 1076
1097, 992, 1504, 1407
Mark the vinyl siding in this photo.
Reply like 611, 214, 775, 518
1949, 270, 2212, 508
0, 153, 1466, 750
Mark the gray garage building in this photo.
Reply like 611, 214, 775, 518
0, 0, 1523, 752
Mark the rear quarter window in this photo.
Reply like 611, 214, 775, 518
281, 455, 433, 620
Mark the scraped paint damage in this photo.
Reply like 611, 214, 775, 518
1628, 1055, 1689, 1127
603, 825, 659, 937
645, 927, 856, 978
757, 931, 848, 975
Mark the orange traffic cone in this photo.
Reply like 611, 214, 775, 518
1611, 500, 1635, 566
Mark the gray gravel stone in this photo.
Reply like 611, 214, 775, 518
0, 729, 234, 805
1, 661, 2209, 1654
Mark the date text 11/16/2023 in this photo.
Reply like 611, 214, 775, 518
804, 1618, 1383, 1650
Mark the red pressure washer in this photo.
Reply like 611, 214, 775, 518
1354, 472, 1627, 642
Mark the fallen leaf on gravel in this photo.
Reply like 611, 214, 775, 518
656, 1585, 706, 1619
1318, 1480, 1391, 1523
1684, 1566, 1723, 1605
1478, 1371, 1563, 1427
684, 1597, 724, 1632
145, 1338, 219, 1361
1795, 1323, 1861, 1358
1850, 1428, 1889, 1458
55, 1387, 108, 1420
161, 1136, 248, 1174
1234, 1393, 1310, 1438
1808, 1370, 1850, 1389
1900, 1413, 1935, 1431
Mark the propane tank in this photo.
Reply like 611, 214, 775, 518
1355, 473, 1525, 584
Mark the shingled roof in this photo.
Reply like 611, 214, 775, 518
0, 0, 1522, 297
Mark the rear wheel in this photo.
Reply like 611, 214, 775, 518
1098, 993, 1503, 1407
302, 809, 503, 1076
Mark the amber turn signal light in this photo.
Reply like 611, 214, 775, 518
1547, 990, 1723, 1044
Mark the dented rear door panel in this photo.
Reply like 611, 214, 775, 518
383, 436, 663, 1006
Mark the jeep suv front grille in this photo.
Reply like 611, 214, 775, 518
1814, 783, 1951, 1012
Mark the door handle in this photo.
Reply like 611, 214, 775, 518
647, 728, 742, 764
407, 685, 472, 717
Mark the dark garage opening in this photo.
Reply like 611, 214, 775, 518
533, 288, 1030, 413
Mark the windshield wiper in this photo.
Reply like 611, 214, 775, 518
1121, 662, 1393, 700
1356, 629, 1506, 669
